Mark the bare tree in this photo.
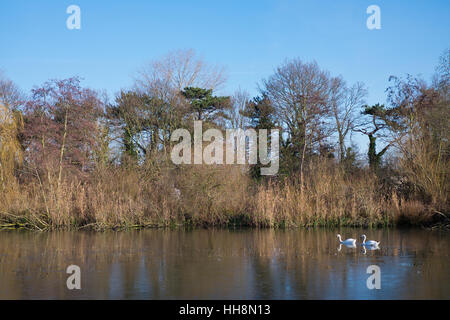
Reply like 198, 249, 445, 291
261, 59, 332, 185
0, 70, 23, 109
386, 71, 449, 205
228, 87, 250, 128
24, 77, 104, 187
329, 77, 367, 162
128, 49, 228, 156
135, 49, 227, 93
433, 48, 449, 100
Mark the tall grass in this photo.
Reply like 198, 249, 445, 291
252, 162, 392, 228
0, 157, 442, 230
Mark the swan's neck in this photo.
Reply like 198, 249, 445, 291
337, 235, 342, 242
362, 235, 366, 244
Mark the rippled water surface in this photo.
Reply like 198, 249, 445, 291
0, 229, 449, 299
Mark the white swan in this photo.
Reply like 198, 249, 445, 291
337, 234, 356, 246
361, 234, 380, 246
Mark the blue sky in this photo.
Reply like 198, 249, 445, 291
1, 0, 449, 153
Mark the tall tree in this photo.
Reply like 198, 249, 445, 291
353, 103, 402, 170
241, 94, 276, 130
329, 77, 367, 162
386, 63, 449, 205
228, 88, 250, 128
0, 71, 23, 109
240, 94, 277, 178
23, 77, 103, 186
262, 59, 332, 182
108, 91, 156, 160
131, 49, 228, 157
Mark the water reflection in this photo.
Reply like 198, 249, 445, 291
361, 246, 380, 255
0, 229, 448, 299
337, 243, 357, 251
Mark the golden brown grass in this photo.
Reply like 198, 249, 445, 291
0, 157, 443, 230
252, 162, 392, 228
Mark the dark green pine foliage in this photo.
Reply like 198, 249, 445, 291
359, 103, 402, 171
240, 95, 275, 130
182, 87, 231, 123
240, 95, 277, 179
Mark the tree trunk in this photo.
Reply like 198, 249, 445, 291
57, 108, 68, 189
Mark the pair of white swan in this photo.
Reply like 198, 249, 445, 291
337, 234, 380, 247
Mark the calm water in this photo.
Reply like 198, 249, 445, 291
0, 228, 449, 299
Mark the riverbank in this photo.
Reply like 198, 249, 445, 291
1, 162, 447, 231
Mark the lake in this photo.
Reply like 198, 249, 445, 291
0, 228, 449, 299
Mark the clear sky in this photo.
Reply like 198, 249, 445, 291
1, 0, 449, 152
